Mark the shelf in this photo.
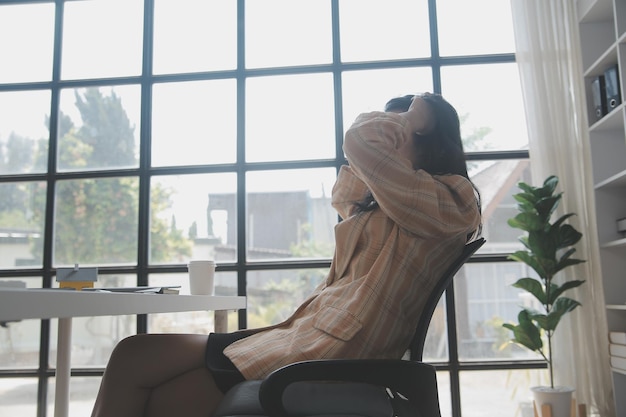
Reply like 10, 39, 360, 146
583, 41, 618, 77
579, 2, 625, 413
613, 367, 626, 377
601, 237, 626, 248
578, 0, 614, 22
595, 169, 626, 189
589, 103, 625, 131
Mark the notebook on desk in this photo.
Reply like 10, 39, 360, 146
83, 286, 180, 294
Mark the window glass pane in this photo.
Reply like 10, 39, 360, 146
47, 376, 102, 417
247, 268, 329, 328
422, 297, 448, 362
151, 80, 237, 167
470, 159, 531, 253
0, 377, 37, 417
437, 0, 515, 57
61, 0, 143, 80
54, 178, 139, 267
148, 271, 237, 333
246, 0, 332, 69
58, 86, 140, 171
0, 182, 45, 269
442, 63, 528, 152
153, 0, 236, 74
246, 168, 336, 261
455, 263, 542, 361
459, 370, 547, 417
0, 3, 54, 83
150, 173, 237, 264
0, 90, 50, 175
0, 278, 42, 371
49, 274, 136, 368
51, 316, 135, 366
246, 74, 335, 162
435, 372, 452, 417
339, 0, 430, 62
341, 67, 433, 132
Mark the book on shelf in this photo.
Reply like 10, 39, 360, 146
609, 331, 626, 345
610, 343, 626, 358
611, 355, 626, 372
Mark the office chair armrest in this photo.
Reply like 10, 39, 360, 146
258, 359, 440, 417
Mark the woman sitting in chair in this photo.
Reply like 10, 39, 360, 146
91, 93, 482, 417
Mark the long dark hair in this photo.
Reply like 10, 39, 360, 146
355, 93, 481, 216
385, 93, 468, 178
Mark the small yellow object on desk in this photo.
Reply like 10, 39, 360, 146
59, 281, 94, 290
56, 264, 98, 291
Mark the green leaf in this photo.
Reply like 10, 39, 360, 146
557, 247, 576, 261
512, 277, 546, 304
508, 212, 543, 231
512, 193, 537, 212
558, 224, 583, 248
552, 236, 586, 275
517, 182, 536, 195
529, 312, 549, 330
518, 236, 530, 250
509, 251, 548, 279
507, 310, 543, 352
552, 213, 575, 228
553, 258, 586, 275
545, 297, 582, 330
547, 280, 585, 304
528, 230, 556, 261
513, 191, 537, 204
540, 175, 559, 197
535, 194, 561, 221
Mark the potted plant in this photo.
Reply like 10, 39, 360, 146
503, 175, 586, 417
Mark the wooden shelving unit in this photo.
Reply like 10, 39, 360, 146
577, 0, 626, 414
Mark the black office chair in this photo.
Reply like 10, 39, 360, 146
211, 238, 486, 417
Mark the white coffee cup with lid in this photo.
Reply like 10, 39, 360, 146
188, 260, 215, 295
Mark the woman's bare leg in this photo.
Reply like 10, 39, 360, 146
91, 333, 224, 417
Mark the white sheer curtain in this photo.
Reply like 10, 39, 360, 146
509, 1, 614, 415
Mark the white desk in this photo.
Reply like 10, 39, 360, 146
0, 288, 246, 417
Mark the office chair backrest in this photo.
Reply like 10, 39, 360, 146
409, 237, 485, 361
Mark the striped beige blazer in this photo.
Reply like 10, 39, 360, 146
224, 112, 482, 380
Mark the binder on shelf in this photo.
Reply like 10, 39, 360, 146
591, 75, 607, 120
604, 64, 621, 111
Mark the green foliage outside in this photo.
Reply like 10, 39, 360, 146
0, 87, 191, 266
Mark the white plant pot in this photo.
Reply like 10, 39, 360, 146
531, 386, 575, 417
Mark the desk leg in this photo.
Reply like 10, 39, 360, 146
54, 317, 72, 417
214, 310, 227, 333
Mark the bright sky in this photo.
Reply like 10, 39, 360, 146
0, 0, 525, 238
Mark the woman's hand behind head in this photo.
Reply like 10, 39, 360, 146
400, 95, 436, 135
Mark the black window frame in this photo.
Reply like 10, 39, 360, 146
0, 1, 542, 417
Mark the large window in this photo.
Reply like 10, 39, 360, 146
0, 1, 543, 416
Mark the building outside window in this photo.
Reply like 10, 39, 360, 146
0, 1, 544, 416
